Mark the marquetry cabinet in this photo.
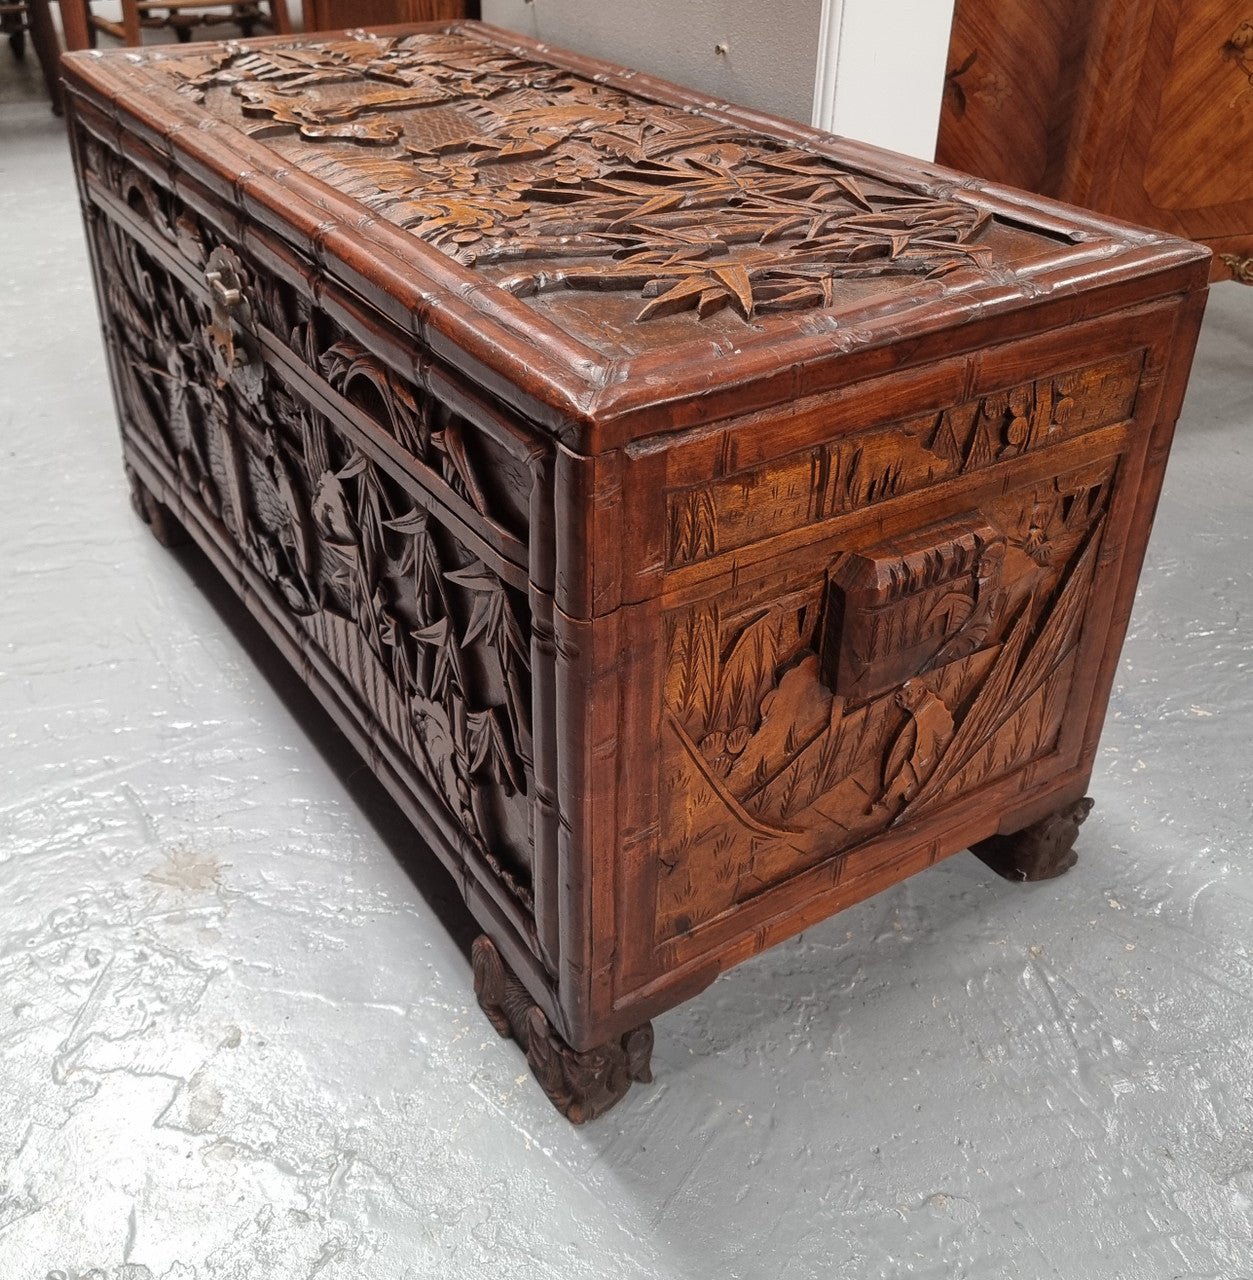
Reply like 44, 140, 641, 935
938, 0, 1253, 281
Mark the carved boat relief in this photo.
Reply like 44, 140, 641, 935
84, 143, 537, 911
657, 458, 1117, 940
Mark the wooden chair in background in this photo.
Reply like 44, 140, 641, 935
305, 0, 466, 28
82, 0, 291, 47
1, 0, 64, 111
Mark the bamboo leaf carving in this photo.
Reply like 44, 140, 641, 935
715, 609, 780, 735
167, 31, 999, 325
85, 139, 536, 909
669, 486, 717, 566
666, 606, 719, 737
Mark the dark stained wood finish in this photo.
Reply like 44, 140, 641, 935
472, 934, 653, 1123
62, 23, 1210, 1119
2, 0, 63, 112
938, 0, 1253, 282
970, 795, 1095, 881
127, 464, 189, 548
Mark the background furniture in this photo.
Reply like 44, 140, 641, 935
83, 0, 291, 46
57, 0, 87, 49
937, 0, 1253, 282
305, 0, 467, 28
2, 0, 62, 111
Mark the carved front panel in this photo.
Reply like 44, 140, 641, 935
657, 458, 1116, 941
82, 137, 539, 915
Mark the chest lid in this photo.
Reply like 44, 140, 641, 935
63, 22, 1210, 450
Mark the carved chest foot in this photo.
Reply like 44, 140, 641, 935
1221, 254, 1253, 285
472, 936, 653, 1123
127, 465, 187, 549
969, 797, 1095, 881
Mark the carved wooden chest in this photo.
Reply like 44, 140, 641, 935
64, 23, 1209, 1122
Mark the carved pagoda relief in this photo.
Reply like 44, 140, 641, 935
666, 352, 1143, 568
86, 175, 536, 911
657, 458, 1116, 940
146, 31, 999, 325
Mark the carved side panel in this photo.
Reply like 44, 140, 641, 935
83, 140, 537, 911
666, 353, 1142, 568
657, 459, 1116, 940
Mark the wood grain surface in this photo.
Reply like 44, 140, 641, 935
939, 0, 1253, 281
62, 23, 1210, 1118
306, 0, 467, 31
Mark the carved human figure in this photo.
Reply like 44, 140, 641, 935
878, 681, 955, 812
930, 539, 1007, 666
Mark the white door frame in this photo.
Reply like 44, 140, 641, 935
811, 0, 957, 161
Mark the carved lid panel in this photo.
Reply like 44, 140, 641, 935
151, 30, 1042, 350
65, 23, 1209, 445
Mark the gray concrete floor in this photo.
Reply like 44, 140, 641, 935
3, 50, 1253, 1280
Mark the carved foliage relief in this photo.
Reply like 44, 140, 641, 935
148, 32, 998, 324
84, 138, 536, 907
658, 454, 1118, 941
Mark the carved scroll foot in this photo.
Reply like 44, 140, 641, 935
970, 796, 1094, 882
1220, 254, 1253, 285
126, 465, 187, 548
471, 935, 653, 1124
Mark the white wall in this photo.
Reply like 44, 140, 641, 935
812, 0, 956, 159
479, 0, 824, 127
